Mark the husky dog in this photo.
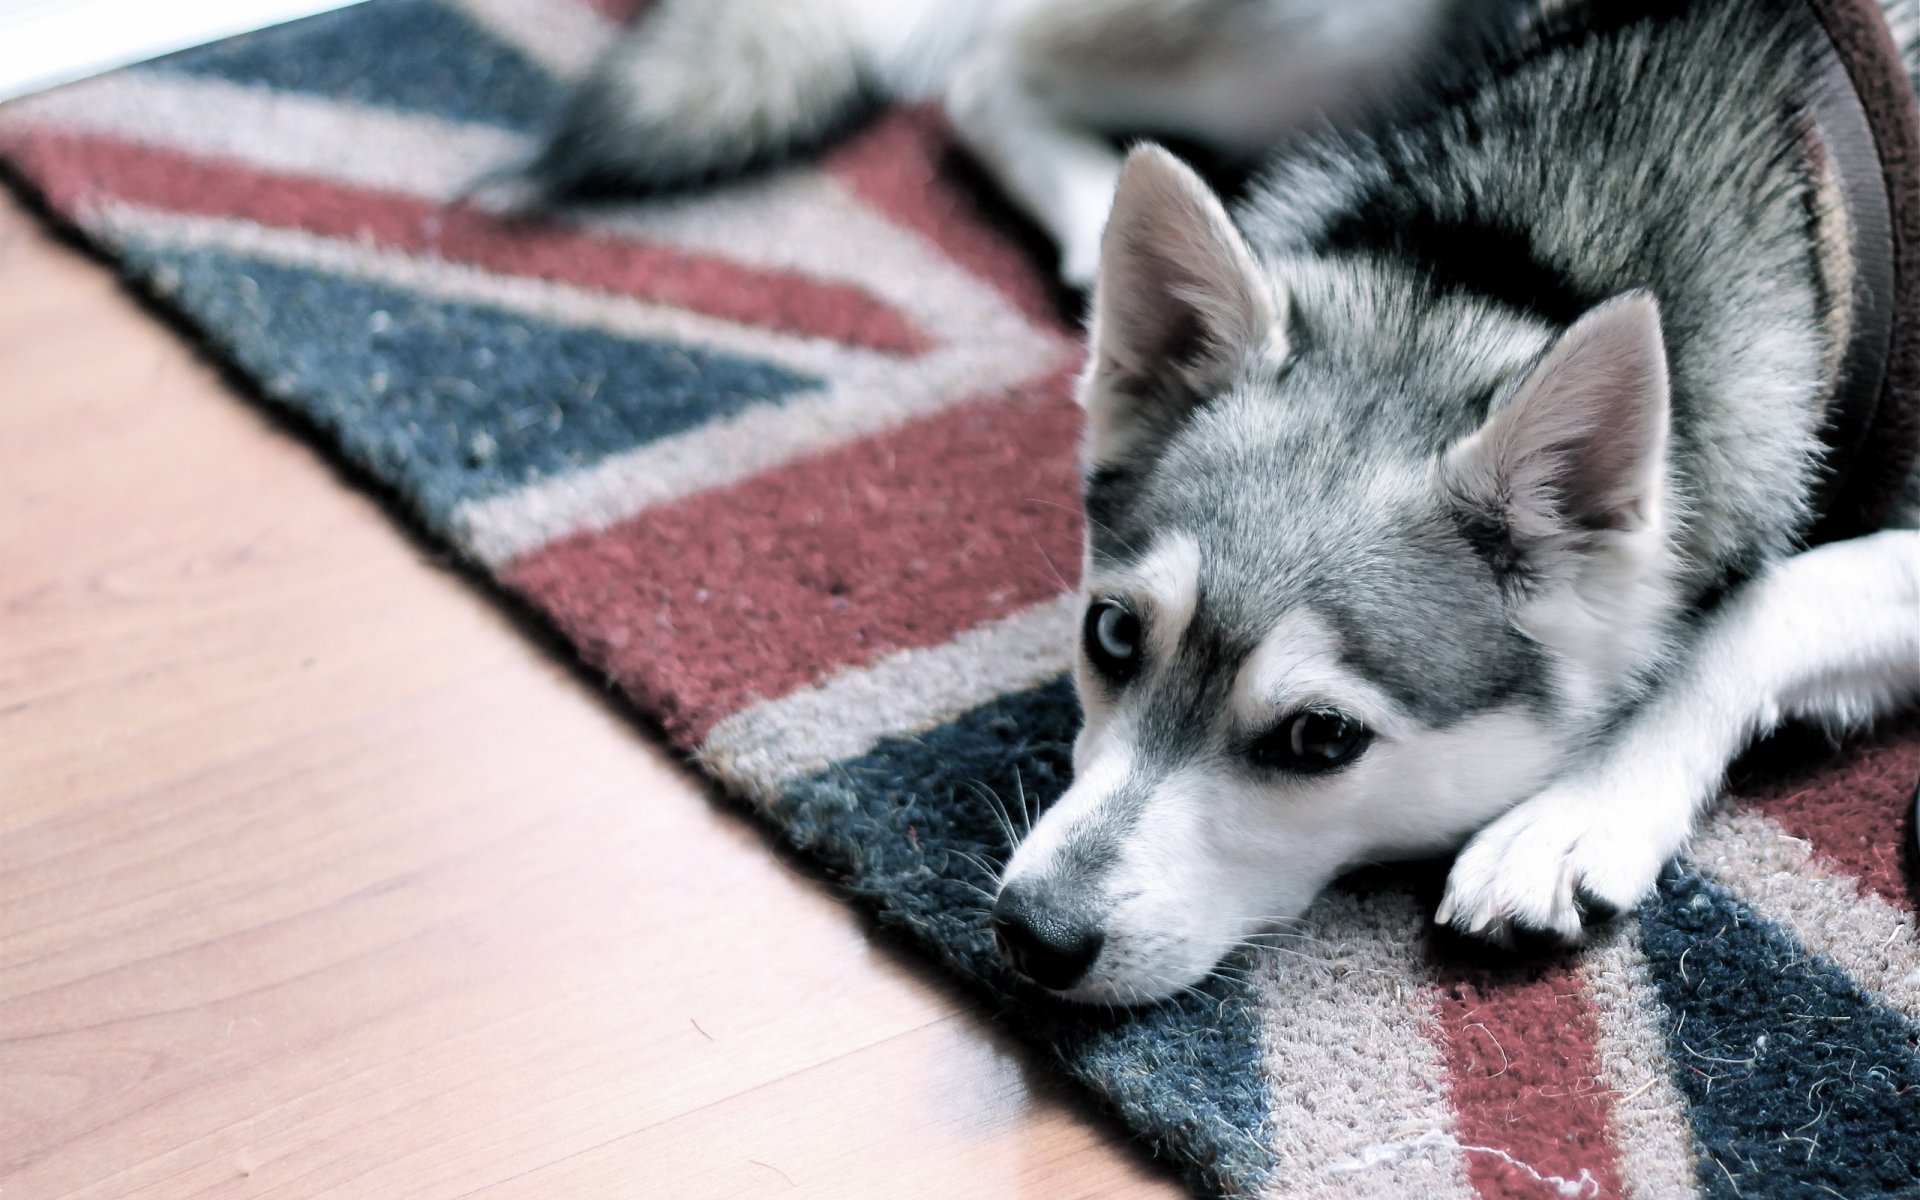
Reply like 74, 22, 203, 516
545, 0, 1920, 1005
525, 0, 1514, 286
983, 0, 1920, 1003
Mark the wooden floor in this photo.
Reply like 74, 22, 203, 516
0, 192, 1184, 1199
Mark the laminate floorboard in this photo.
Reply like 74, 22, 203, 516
0, 192, 1184, 1200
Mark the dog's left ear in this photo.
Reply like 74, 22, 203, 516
1441, 291, 1671, 570
1080, 145, 1286, 466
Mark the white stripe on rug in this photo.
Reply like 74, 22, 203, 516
1583, 927, 1703, 1200
1688, 806, 1920, 1023
1, 69, 526, 199
1254, 889, 1475, 1200
701, 593, 1078, 800
91, 204, 1067, 565
96, 204, 927, 379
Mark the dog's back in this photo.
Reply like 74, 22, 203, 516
1241, 0, 1920, 599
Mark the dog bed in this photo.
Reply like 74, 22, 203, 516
2, 1, 1917, 1195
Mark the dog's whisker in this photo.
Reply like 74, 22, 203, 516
1227, 942, 1337, 969
1205, 958, 1260, 978
1018, 509, 1077, 596
972, 787, 1018, 849
1012, 768, 1035, 835
949, 879, 997, 905
1223, 926, 1330, 948
1235, 919, 1337, 946
946, 848, 1006, 889
1029, 497, 1145, 562
940, 864, 990, 894
964, 780, 1022, 851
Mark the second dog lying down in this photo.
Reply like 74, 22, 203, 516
523, 0, 1515, 287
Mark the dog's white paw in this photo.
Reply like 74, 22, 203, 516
1435, 779, 1677, 947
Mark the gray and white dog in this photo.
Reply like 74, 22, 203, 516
540, 0, 1920, 1005
524, 0, 1513, 286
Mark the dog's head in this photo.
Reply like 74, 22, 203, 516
992, 147, 1677, 1003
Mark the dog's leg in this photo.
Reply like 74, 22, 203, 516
943, 49, 1124, 289
1437, 529, 1920, 945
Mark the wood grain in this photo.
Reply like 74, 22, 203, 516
0, 192, 1184, 1200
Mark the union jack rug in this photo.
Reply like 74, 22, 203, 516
4, 2, 1918, 1196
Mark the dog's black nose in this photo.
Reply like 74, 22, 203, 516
991, 886, 1103, 991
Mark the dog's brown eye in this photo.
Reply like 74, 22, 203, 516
1084, 600, 1141, 682
1249, 710, 1371, 773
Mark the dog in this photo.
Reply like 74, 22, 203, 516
536, 0, 1920, 1005
989, 0, 1920, 1003
520, 0, 1518, 287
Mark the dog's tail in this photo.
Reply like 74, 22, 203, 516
524, 0, 867, 199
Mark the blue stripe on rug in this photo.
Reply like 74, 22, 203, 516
1639, 867, 1920, 1199
149, 0, 558, 132
120, 241, 822, 534
784, 677, 1277, 1198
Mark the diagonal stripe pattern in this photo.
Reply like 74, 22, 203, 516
3, 3, 1916, 1196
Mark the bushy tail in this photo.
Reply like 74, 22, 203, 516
527, 0, 867, 198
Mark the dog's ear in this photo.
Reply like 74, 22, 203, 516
1080, 145, 1286, 466
1441, 291, 1670, 571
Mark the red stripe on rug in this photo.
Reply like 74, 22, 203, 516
503, 369, 1084, 745
1731, 717, 1920, 912
0, 127, 931, 356
827, 109, 1078, 337
1431, 957, 1625, 1199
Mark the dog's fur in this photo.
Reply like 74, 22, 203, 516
541, 0, 1920, 1004
524, 0, 1516, 286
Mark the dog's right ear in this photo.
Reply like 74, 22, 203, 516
1440, 291, 1672, 580
1080, 145, 1286, 466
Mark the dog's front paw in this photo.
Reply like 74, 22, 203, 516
1435, 781, 1676, 948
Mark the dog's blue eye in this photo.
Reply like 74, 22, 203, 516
1249, 710, 1371, 773
1084, 600, 1141, 680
